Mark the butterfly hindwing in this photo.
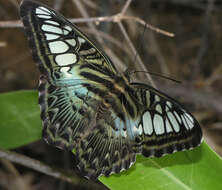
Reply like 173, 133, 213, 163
75, 119, 137, 179
38, 75, 96, 149
131, 83, 202, 157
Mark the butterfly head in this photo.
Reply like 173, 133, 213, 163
122, 69, 132, 84
113, 72, 131, 88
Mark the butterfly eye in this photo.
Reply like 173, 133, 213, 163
105, 98, 111, 104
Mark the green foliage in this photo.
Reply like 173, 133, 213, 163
100, 143, 222, 190
0, 90, 222, 189
0, 90, 41, 149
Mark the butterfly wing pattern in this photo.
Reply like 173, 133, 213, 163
20, 0, 137, 179
131, 83, 202, 157
20, 0, 117, 148
20, 0, 202, 179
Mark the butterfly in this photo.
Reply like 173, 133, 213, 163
20, 0, 202, 179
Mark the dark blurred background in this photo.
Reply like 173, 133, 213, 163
0, 0, 222, 189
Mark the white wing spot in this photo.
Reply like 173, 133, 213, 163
44, 20, 60, 26
64, 25, 72, 31
45, 33, 59, 40
60, 67, 69, 72
138, 124, 143, 135
78, 37, 86, 44
49, 41, 69, 53
55, 53, 77, 65
133, 124, 143, 136
60, 67, 73, 77
166, 101, 172, 108
63, 29, 69, 35
181, 115, 190, 130
184, 113, 194, 124
36, 14, 51, 19
174, 111, 181, 123
142, 111, 153, 135
38, 6, 52, 14
66, 39, 76, 47
42, 25, 62, 34
55, 122, 60, 128
121, 130, 127, 138
183, 113, 194, 129
155, 95, 160, 102
156, 104, 162, 114
166, 101, 172, 112
153, 114, 165, 135
165, 118, 173, 133
167, 112, 180, 132
36, 7, 51, 15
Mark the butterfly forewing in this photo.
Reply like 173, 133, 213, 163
20, 0, 117, 83
131, 83, 202, 157
20, 0, 202, 180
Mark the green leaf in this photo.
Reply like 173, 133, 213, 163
0, 90, 41, 149
0, 91, 222, 190
100, 142, 222, 190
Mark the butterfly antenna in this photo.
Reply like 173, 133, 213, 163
130, 70, 181, 84
128, 23, 180, 84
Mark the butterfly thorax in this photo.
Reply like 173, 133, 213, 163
101, 73, 141, 118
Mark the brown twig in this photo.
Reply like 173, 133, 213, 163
0, 15, 174, 37
0, 11, 174, 76
0, 1, 174, 85
73, 15, 174, 37
121, 0, 132, 15
0, 20, 21, 28
82, 27, 131, 62
0, 159, 33, 190
115, 0, 153, 86
0, 148, 105, 190
0, 12, 173, 75
72, 0, 125, 71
